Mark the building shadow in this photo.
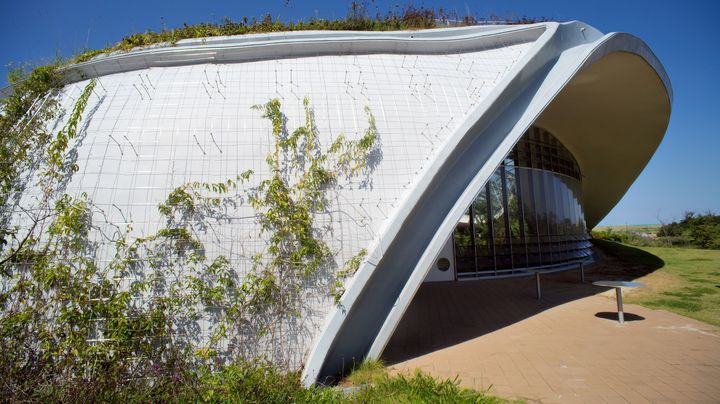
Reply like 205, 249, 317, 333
381, 241, 664, 364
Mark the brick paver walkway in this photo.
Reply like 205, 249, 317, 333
385, 272, 720, 403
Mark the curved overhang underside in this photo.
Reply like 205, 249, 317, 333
535, 51, 672, 227
303, 25, 671, 386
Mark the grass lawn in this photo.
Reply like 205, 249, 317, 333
28, 359, 510, 403
340, 360, 507, 403
593, 240, 720, 326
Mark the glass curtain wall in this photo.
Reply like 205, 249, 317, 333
454, 126, 592, 279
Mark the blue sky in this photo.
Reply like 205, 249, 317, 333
1, 0, 718, 227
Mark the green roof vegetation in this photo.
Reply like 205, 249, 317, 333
68, 3, 544, 63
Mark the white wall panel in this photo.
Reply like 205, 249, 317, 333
14, 41, 533, 368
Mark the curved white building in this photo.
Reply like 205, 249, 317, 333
4, 21, 671, 385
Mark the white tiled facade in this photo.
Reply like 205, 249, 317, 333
14, 40, 533, 368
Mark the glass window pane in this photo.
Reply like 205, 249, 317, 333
472, 189, 494, 271
489, 171, 511, 269
453, 207, 475, 274
450, 125, 591, 277
519, 168, 541, 266
506, 165, 527, 268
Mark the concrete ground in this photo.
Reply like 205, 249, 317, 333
384, 271, 720, 403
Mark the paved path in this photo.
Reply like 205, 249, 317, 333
385, 273, 720, 403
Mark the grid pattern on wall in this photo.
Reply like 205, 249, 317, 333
5, 41, 535, 368
453, 126, 592, 279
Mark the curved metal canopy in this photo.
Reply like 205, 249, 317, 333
302, 22, 671, 386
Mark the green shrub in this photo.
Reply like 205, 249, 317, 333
657, 212, 720, 249
590, 229, 628, 243
7, 358, 340, 403
6, 357, 508, 403
592, 213, 720, 250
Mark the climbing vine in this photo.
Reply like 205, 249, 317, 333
44, 79, 96, 181
0, 94, 379, 398
150, 97, 378, 354
0, 65, 62, 250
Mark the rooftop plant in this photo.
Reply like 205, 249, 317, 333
67, 3, 546, 63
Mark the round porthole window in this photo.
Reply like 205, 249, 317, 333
436, 257, 450, 272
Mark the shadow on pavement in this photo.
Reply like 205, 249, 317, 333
381, 241, 664, 364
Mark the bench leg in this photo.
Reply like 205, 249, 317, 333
536, 272, 541, 300
580, 262, 585, 283
615, 287, 624, 324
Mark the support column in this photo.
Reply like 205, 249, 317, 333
615, 287, 624, 324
